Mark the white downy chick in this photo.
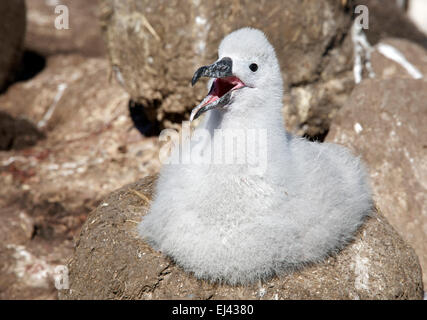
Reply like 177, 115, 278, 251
139, 28, 373, 285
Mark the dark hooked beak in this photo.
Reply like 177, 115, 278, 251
191, 57, 233, 86
190, 57, 245, 121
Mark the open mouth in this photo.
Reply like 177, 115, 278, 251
190, 76, 245, 121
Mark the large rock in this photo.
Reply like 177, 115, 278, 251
59, 176, 423, 300
0, 0, 26, 91
327, 78, 427, 289
100, 0, 354, 137
25, 0, 105, 57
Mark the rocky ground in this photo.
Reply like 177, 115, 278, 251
0, 54, 161, 299
0, 0, 426, 299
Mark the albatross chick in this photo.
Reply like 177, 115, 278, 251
138, 28, 373, 285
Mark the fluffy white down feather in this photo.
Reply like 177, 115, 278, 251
138, 28, 373, 285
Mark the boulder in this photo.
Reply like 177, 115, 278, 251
99, 0, 355, 137
59, 176, 423, 300
327, 78, 427, 289
0, 0, 26, 91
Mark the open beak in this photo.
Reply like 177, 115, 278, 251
190, 57, 245, 121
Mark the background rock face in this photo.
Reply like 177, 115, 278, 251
59, 177, 423, 300
25, 0, 105, 57
0, 0, 26, 92
327, 78, 427, 289
100, 0, 354, 137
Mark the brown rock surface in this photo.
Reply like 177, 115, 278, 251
327, 78, 427, 288
0, 0, 26, 91
59, 176, 423, 300
100, 0, 355, 137
25, 0, 105, 57
371, 38, 427, 79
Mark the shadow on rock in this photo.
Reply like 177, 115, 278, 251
0, 111, 45, 151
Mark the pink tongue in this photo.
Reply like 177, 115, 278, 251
202, 94, 219, 107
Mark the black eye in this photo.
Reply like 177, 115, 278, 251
249, 63, 258, 72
